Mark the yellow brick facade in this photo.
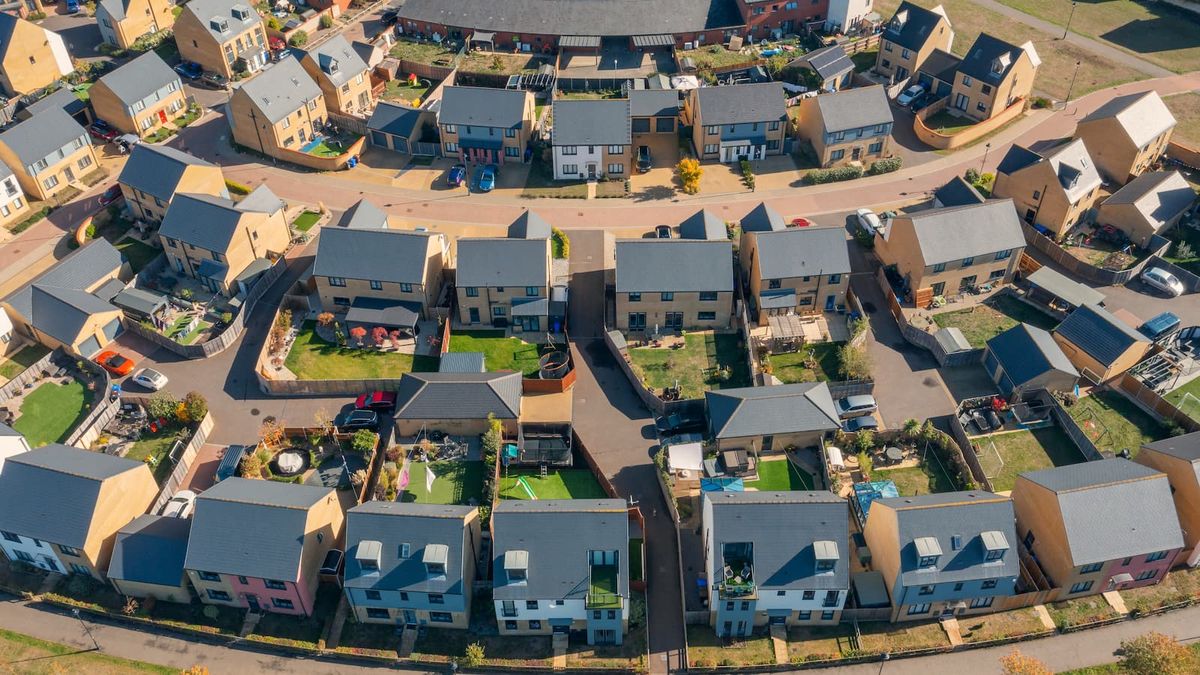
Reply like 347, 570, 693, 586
88, 77, 188, 138
98, 0, 176, 49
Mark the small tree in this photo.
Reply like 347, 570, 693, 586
389, 329, 403, 348
317, 312, 335, 327
266, 16, 281, 30
183, 391, 208, 422
238, 452, 263, 478
838, 342, 872, 380
1120, 632, 1199, 675
350, 468, 368, 488
854, 430, 875, 453
856, 451, 873, 480
319, 12, 333, 29
349, 325, 367, 345
676, 157, 703, 194
964, 168, 981, 184
385, 445, 404, 462
463, 642, 486, 668
371, 326, 389, 347
260, 417, 286, 452
551, 227, 570, 259
312, 409, 335, 442
147, 393, 178, 421
1000, 650, 1051, 675
352, 429, 378, 456
901, 418, 921, 441
289, 30, 309, 47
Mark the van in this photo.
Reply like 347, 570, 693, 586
1138, 312, 1181, 343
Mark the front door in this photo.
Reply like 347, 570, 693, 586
587, 164, 597, 179
762, 435, 774, 453
63, 167, 75, 183
825, 295, 836, 311
954, 93, 969, 111
246, 595, 261, 612
721, 621, 733, 637
158, 109, 167, 124
896, 66, 908, 82
403, 609, 416, 626
469, 307, 480, 323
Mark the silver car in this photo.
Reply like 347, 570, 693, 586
1141, 267, 1184, 297
836, 395, 878, 419
160, 490, 197, 518
132, 368, 169, 391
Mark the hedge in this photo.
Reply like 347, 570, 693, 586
8, 206, 52, 235
225, 179, 252, 195
804, 164, 864, 185
868, 156, 902, 175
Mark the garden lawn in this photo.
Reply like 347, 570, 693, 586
448, 330, 545, 376
1165, 219, 1200, 275
1166, 376, 1200, 424
1067, 390, 1169, 455
745, 458, 814, 491
12, 380, 91, 447
412, 629, 553, 667
1121, 564, 1200, 613
850, 49, 877, 72
767, 342, 843, 383
1165, 93, 1200, 147
1046, 596, 1119, 629
381, 79, 434, 104
677, 46, 759, 71
252, 586, 339, 648
401, 460, 485, 505
498, 469, 606, 500
857, 621, 949, 654
0, 627, 173, 674
285, 321, 439, 380
114, 238, 161, 273
306, 138, 355, 158
291, 210, 320, 233
957, 608, 1049, 643
0, 343, 50, 380
125, 423, 186, 485
628, 331, 751, 400
931, 293, 1058, 347
922, 110, 978, 135
388, 40, 457, 65
977, 426, 1085, 492
874, 459, 960, 496
686, 625, 775, 668
788, 625, 854, 662
522, 158, 589, 198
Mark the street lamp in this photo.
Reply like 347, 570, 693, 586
1065, 60, 1082, 106
1062, 1, 1078, 40
980, 142, 991, 175
71, 608, 101, 652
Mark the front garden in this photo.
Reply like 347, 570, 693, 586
627, 331, 751, 400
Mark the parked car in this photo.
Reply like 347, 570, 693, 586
835, 395, 878, 419
173, 61, 203, 81
654, 412, 706, 436
88, 120, 118, 143
655, 225, 673, 238
447, 163, 467, 187
115, 134, 140, 154
1139, 311, 1182, 342
160, 490, 197, 518
334, 409, 379, 432
1141, 267, 1185, 297
896, 84, 926, 107
65, 0, 82, 12
636, 145, 652, 173
131, 368, 169, 391
790, 217, 813, 228
98, 185, 124, 207
477, 164, 497, 192
196, 71, 230, 91
854, 208, 882, 237
95, 351, 136, 377
910, 92, 933, 112
355, 391, 398, 411
843, 416, 879, 433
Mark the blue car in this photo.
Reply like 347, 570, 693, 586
447, 163, 466, 187
173, 61, 203, 81
477, 164, 497, 192
66, 0, 81, 12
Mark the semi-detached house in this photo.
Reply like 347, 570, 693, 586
455, 221, 552, 335
552, 99, 632, 180
0, 106, 99, 202
438, 86, 535, 165
874, 2, 953, 85
688, 83, 787, 163
117, 144, 228, 224
993, 139, 1102, 239
741, 224, 850, 322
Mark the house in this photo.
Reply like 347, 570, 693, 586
993, 139, 1102, 239
158, 186, 289, 296
455, 230, 551, 334
89, 52, 188, 138
299, 36, 374, 116
0, 445, 159, 578
705, 382, 840, 453
175, 0, 268, 79
932, 176, 985, 208
1, 239, 128, 356
0, 14, 72, 96
1136, 432, 1200, 562
0, 107, 99, 202
492, 499, 631, 645
551, 99, 632, 180
1051, 303, 1150, 382
185, 477, 345, 616
826, 0, 876, 34
97, 0, 176, 50
1096, 171, 1196, 248
392, 371, 522, 437
227, 55, 327, 161
741, 225, 850, 322
614, 239, 734, 332
117, 144, 228, 224
862, 491, 1019, 622
944, 34, 1039, 122
983, 324, 1079, 400
629, 90, 679, 137
438, 86, 536, 165
737, 0, 828, 41
367, 102, 436, 155
0, 424, 30, 475
1012, 459, 1183, 598
874, 200, 1025, 302
312, 223, 447, 323
343, 502, 482, 628
795, 85, 893, 168
688, 83, 787, 163
703, 491, 849, 636
788, 44, 855, 92
741, 202, 787, 232
0, 165, 30, 230
1076, 91, 1176, 185
108, 515, 192, 603
875, 2, 953, 84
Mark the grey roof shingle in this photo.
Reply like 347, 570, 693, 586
396, 0, 744, 38
456, 238, 548, 288
905, 200, 1025, 266
881, 1, 948, 52
336, 198, 389, 229
995, 144, 1043, 175
4, 239, 124, 346
628, 90, 679, 118
492, 499, 629, 601
552, 99, 631, 146
367, 102, 427, 139
304, 35, 369, 88
183, 0, 263, 42
235, 55, 321, 125
439, 352, 487, 373
393, 372, 522, 420
507, 211, 552, 239
1141, 431, 1200, 462
696, 83, 787, 126
704, 491, 848, 591
237, 183, 284, 213
679, 209, 726, 240
1053, 303, 1146, 367
751, 226, 850, 280
985, 323, 1078, 385
1080, 91, 1176, 149
344, 502, 476, 593
158, 193, 249, 253
741, 202, 786, 232
958, 33, 1029, 85
814, 85, 893, 133
184, 477, 336, 580
22, 87, 89, 120
0, 107, 87, 168
705, 382, 840, 440
1019, 459, 1183, 565
1046, 139, 1102, 203
1102, 171, 1196, 225
796, 44, 854, 81
921, 48, 963, 85
934, 176, 985, 207
1025, 267, 1106, 308
117, 144, 218, 203
97, 0, 129, 21
438, 86, 528, 129
108, 515, 191, 588
314, 227, 434, 285
615, 239, 733, 293
97, 52, 179, 105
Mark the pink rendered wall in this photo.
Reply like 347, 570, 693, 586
227, 576, 310, 616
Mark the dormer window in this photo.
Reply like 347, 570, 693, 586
210, 17, 229, 33
981, 530, 1009, 562
814, 540, 838, 572
328, 59, 339, 74
231, 5, 251, 20
504, 550, 528, 582
356, 540, 382, 572
423, 544, 449, 577
915, 536, 942, 568
400, 543, 411, 558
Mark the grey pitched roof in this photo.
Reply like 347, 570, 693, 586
986, 323, 1078, 385
97, 52, 179, 105
367, 102, 427, 138
934, 176, 985, 207
118, 144, 218, 203
1025, 267, 1106, 308
679, 209, 726, 240
1046, 139, 1102, 203
905, 200, 1025, 266
1080, 91, 1176, 149
336, 199, 389, 229
1102, 171, 1196, 225
235, 55, 321, 125
552, 99, 631, 146
958, 33, 1028, 85
1019, 459, 1183, 565
439, 352, 487, 373
456, 238, 548, 288
704, 491, 848, 591
5, 239, 124, 345
22, 87, 89, 120
995, 144, 1043, 176
184, 477, 336, 580
394, 372, 522, 420
878, 491, 1019, 587
741, 203, 786, 232
492, 499, 629, 601
0, 422, 19, 437
507, 211, 552, 239
438, 86, 528, 129
304, 35, 369, 87
314, 227, 433, 285
1053, 303, 1146, 366
881, 1, 948, 51
97, 0, 128, 20
0, 107, 87, 167
183, 0, 262, 42
696, 83, 787, 126
796, 44, 854, 81
921, 48, 963, 85
615, 239, 733, 293
158, 193, 249, 253
705, 382, 840, 439
752, 226, 850, 280
236, 183, 284, 213
814, 85, 892, 133
109, 515, 191, 587
395, 0, 743, 38
0, 445, 149, 548
1141, 431, 1200, 462
628, 89, 679, 118
344, 502, 476, 593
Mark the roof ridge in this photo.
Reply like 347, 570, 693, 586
1051, 472, 1162, 494
893, 495, 1007, 510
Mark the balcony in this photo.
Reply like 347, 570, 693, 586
586, 564, 623, 609
718, 558, 756, 599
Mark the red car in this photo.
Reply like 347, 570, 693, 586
88, 120, 118, 143
95, 350, 136, 377
98, 185, 123, 207
355, 391, 397, 411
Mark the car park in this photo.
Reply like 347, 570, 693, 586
447, 163, 467, 187
855, 208, 883, 237
131, 368, 169, 391
637, 145, 652, 172
160, 490, 197, 518
843, 416, 879, 433
88, 120, 118, 143
477, 164, 497, 192
1141, 267, 1185, 297
835, 395, 878, 419
174, 61, 203, 81
896, 84, 925, 107
355, 391, 397, 411
95, 351, 136, 377
334, 409, 379, 431
654, 412, 706, 436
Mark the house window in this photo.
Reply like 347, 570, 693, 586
868, 141, 883, 154
368, 280, 383, 291
918, 556, 939, 568
78, 155, 93, 170
198, 571, 221, 582
699, 291, 718, 301
430, 612, 453, 623
493, 307, 506, 317
907, 603, 931, 615
42, 175, 59, 190
562, 164, 579, 175
526, 600, 538, 610
661, 292, 674, 301
466, 287, 478, 297
969, 597, 994, 609
58, 545, 81, 557
777, 591, 786, 597
725, 602, 734, 611
445, 142, 458, 153
1, 532, 20, 543
985, 548, 1005, 561
237, 576, 248, 584
365, 590, 382, 600
333, 297, 351, 306
828, 273, 842, 284
901, 48, 911, 59
829, 131, 844, 142
329, 277, 346, 287
207, 589, 231, 601
830, 149, 845, 161
608, 163, 625, 175
961, 256, 974, 267
429, 594, 444, 604
1069, 581, 1094, 594
1079, 563, 1103, 574
525, 286, 538, 296
272, 598, 294, 609
504, 620, 518, 630
12, 550, 33, 563
1032, 190, 1041, 201
884, 41, 892, 52
265, 580, 287, 590
366, 608, 390, 619
704, 144, 719, 154
981, 84, 993, 95
982, 579, 998, 589
505, 128, 517, 138
705, 126, 719, 135
821, 610, 835, 620
918, 585, 934, 596
1146, 551, 1170, 563
802, 590, 815, 600
562, 146, 578, 156
740, 601, 750, 611
627, 292, 641, 302
698, 312, 716, 321
528, 619, 542, 630
962, 75, 973, 87
1121, 557, 1133, 567
988, 269, 1005, 280
976, 102, 987, 113
769, 121, 780, 131
817, 559, 835, 572
505, 147, 520, 158
445, 124, 456, 134
400, 283, 413, 293
767, 139, 780, 151
954, 583, 964, 591
608, 145, 623, 154
994, 249, 1012, 261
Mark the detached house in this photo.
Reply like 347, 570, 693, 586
299, 36, 374, 117
0, 445, 159, 578
1096, 171, 1196, 248
875, 2, 953, 84
492, 499, 631, 646
185, 478, 345, 617
438, 86, 535, 165
551, 99, 632, 181
456, 226, 551, 334
614, 239, 734, 332
117, 144, 228, 223
97, 0, 176, 50
942, 34, 1039, 122
688, 83, 787, 163
392, 371, 522, 437
228, 55, 328, 161
89, 52, 188, 138
742, 225, 850, 322
705, 382, 840, 453
0, 107, 99, 202
994, 139, 1102, 239
0, 14, 73, 97
344, 502, 482, 628
1136, 432, 1200, 561
175, 0, 268, 79
1013, 459, 1183, 598
795, 85, 893, 168
863, 491, 1019, 622
1051, 303, 1150, 383
703, 491, 849, 636
1076, 91, 1176, 185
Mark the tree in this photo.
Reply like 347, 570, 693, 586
349, 325, 367, 345
371, 326, 389, 347
312, 409, 334, 441
238, 452, 263, 478
260, 417, 286, 452
676, 157, 703, 195
289, 30, 309, 47
838, 342, 872, 380
463, 642, 486, 667
1000, 650, 1051, 675
964, 168, 980, 184
854, 430, 874, 453
1120, 632, 1199, 675
319, 12, 333, 29
352, 429, 377, 455
182, 392, 208, 423
147, 393, 178, 421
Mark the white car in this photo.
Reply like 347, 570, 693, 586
1141, 267, 1185, 297
855, 208, 883, 237
131, 368, 169, 391
896, 84, 926, 107
160, 490, 197, 518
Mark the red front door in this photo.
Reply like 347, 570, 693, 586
158, 110, 167, 123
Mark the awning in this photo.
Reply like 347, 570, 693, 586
469, 31, 495, 44
1027, 266, 1106, 308
112, 288, 168, 318
721, 135, 767, 147
632, 34, 674, 48
460, 137, 503, 151
196, 258, 228, 280
668, 442, 704, 472
511, 297, 549, 316
560, 35, 600, 48
345, 297, 420, 329
759, 290, 797, 309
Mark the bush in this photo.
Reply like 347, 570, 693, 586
147, 393, 179, 420
351, 429, 377, 455
84, 223, 97, 239
676, 157, 703, 194
319, 13, 333, 29
1119, 632, 1198, 675
964, 168, 980, 184
738, 158, 755, 190
289, 30, 309, 47
551, 227, 570, 259
9, 206, 52, 234
463, 642, 485, 668
182, 392, 208, 422
27, 10, 45, 20
238, 452, 263, 478
804, 164, 864, 185
267, 16, 281, 30
1031, 96, 1052, 109
224, 179, 252, 195
838, 342, 872, 380
868, 156, 902, 175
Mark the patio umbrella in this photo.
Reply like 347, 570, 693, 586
398, 467, 410, 490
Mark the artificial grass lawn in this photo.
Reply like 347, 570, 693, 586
1165, 93, 1200, 147
285, 321, 439, 380
12, 380, 92, 447
498, 469, 606, 500
873, 459, 960, 496
850, 49, 877, 72
628, 331, 751, 400
124, 423, 186, 485
0, 343, 50, 380
306, 139, 355, 158
629, 538, 644, 581
291, 210, 321, 233
0, 627, 173, 674
448, 330, 545, 376
1067, 390, 1169, 455
1166, 376, 1200, 423
589, 564, 620, 607
165, 315, 211, 345
114, 238, 161, 273
686, 625, 775, 668
975, 426, 1085, 492
745, 458, 814, 491
401, 460, 485, 505
922, 110, 978, 135
931, 293, 1058, 348
767, 342, 843, 384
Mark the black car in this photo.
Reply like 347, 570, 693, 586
334, 410, 379, 432
654, 225, 672, 238
380, 8, 399, 25
909, 92, 933, 112
636, 145, 652, 173
654, 412, 706, 436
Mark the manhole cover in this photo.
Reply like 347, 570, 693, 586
250, 408, 260, 416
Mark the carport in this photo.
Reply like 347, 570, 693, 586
469, 31, 496, 51
112, 287, 168, 321
560, 35, 601, 65
1025, 267, 1106, 313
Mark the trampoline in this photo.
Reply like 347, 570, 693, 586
270, 448, 310, 477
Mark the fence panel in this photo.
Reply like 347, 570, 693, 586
147, 411, 215, 514
0, 348, 57, 403
949, 413, 993, 492
1040, 391, 1105, 461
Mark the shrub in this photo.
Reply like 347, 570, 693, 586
289, 30, 309, 47
551, 227, 570, 259
319, 13, 333, 29
838, 342, 872, 380
352, 429, 377, 455
224, 179, 252, 195
1031, 96, 1052, 109
84, 223, 97, 239
27, 10, 46, 20
238, 452, 263, 478
856, 451, 873, 479
676, 157, 702, 194
739, 158, 755, 190
1175, 241, 1195, 259
854, 430, 875, 453
267, 16, 281, 30
964, 168, 981, 184
868, 156, 902, 175
463, 643, 486, 667
182, 391, 208, 422
1000, 650, 1051, 675
804, 164, 864, 185
147, 393, 179, 420
10, 206, 52, 234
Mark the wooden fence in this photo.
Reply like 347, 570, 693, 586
0, 347, 57, 403
1115, 372, 1200, 433
873, 267, 985, 367
64, 360, 118, 450
1040, 391, 1105, 461
601, 327, 705, 418
1020, 223, 1172, 287
145, 410, 215, 514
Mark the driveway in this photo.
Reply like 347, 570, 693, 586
41, 13, 105, 60
888, 102, 941, 168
